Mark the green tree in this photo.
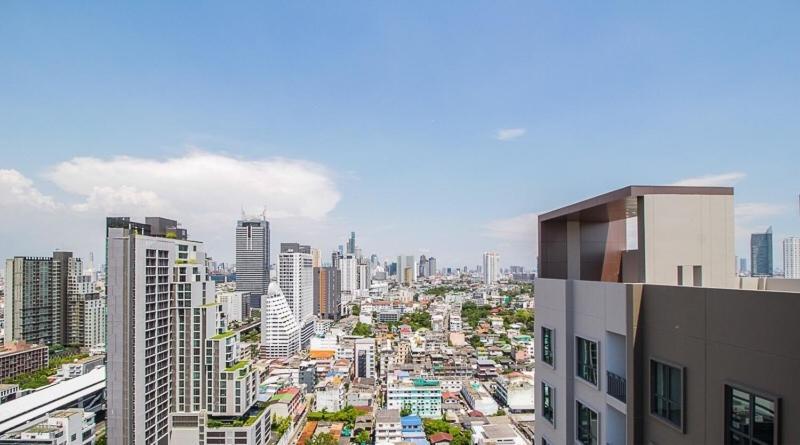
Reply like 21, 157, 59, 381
355, 430, 371, 445
352, 305, 361, 316
400, 403, 413, 417
469, 335, 482, 348
308, 432, 338, 445
352, 322, 372, 337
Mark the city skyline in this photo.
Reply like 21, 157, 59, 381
1, 2, 799, 269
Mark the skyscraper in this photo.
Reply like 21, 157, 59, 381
235, 216, 270, 294
260, 282, 301, 358
418, 255, 428, 278
396, 255, 417, 285
4, 251, 83, 346
482, 252, 500, 284
313, 266, 341, 320
107, 217, 268, 445
751, 227, 773, 277
347, 231, 356, 255
428, 257, 437, 277
278, 243, 314, 347
340, 254, 358, 293
783, 237, 800, 279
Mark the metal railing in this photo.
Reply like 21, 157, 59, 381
607, 370, 626, 403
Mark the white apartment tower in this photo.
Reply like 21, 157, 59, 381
278, 243, 315, 347
783, 237, 800, 279
483, 252, 500, 284
340, 254, 358, 293
107, 217, 270, 445
235, 216, 270, 294
260, 282, 301, 359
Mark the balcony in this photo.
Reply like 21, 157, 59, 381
607, 370, 626, 403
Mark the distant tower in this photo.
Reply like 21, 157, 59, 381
235, 215, 270, 294
750, 227, 773, 277
347, 232, 356, 255
483, 252, 500, 284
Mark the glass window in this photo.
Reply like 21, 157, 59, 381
542, 326, 554, 366
650, 360, 683, 429
576, 401, 598, 445
576, 337, 598, 385
541, 382, 555, 425
726, 385, 777, 445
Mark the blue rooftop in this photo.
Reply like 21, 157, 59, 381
401, 415, 423, 427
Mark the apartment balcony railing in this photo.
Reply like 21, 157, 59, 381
607, 370, 626, 403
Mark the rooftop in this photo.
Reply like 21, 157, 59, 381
538, 185, 733, 223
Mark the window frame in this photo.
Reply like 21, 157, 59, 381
724, 383, 780, 445
541, 380, 555, 426
541, 325, 555, 368
575, 399, 600, 445
575, 336, 600, 388
649, 358, 685, 432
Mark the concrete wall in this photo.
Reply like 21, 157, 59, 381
640, 194, 736, 289
637, 284, 800, 444
535, 278, 630, 445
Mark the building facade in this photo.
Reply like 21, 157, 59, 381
750, 227, 773, 277
235, 216, 270, 294
534, 186, 800, 445
278, 243, 314, 347
260, 283, 301, 359
482, 252, 500, 284
313, 266, 341, 320
783, 236, 800, 279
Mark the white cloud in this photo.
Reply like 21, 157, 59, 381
485, 212, 538, 242
735, 202, 787, 222
0, 151, 342, 263
0, 169, 60, 211
43, 151, 340, 219
671, 172, 746, 187
495, 128, 526, 141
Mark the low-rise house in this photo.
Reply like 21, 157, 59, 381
375, 409, 402, 445
461, 381, 499, 416
315, 376, 346, 412
0, 408, 95, 445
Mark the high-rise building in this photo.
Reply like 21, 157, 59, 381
418, 255, 428, 278
356, 259, 371, 290
784, 237, 800, 279
235, 216, 270, 294
311, 247, 322, 268
396, 256, 417, 285
535, 186, 800, 445
355, 338, 376, 379
313, 266, 341, 320
278, 243, 314, 347
340, 254, 358, 293
107, 217, 269, 445
347, 231, 356, 255
428, 257, 437, 277
4, 251, 85, 346
738, 257, 747, 275
482, 252, 500, 284
260, 282, 300, 359
751, 226, 773, 277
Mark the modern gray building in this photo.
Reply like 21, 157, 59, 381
750, 227, 773, 277
4, 251, 84, 346
535, 186, 799, 445
235, 216, 270, 295
107, 217, 269, 445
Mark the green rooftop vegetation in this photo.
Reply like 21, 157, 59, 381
2, 352, 89, 390
210, 330, 236, 340
207, 403, 268, 428
225, 360, 249, 372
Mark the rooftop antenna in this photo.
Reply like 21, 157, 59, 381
261, 205, 267, 220
241, 205, 246, 219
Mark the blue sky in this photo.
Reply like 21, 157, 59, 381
1, 1, 799, 270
